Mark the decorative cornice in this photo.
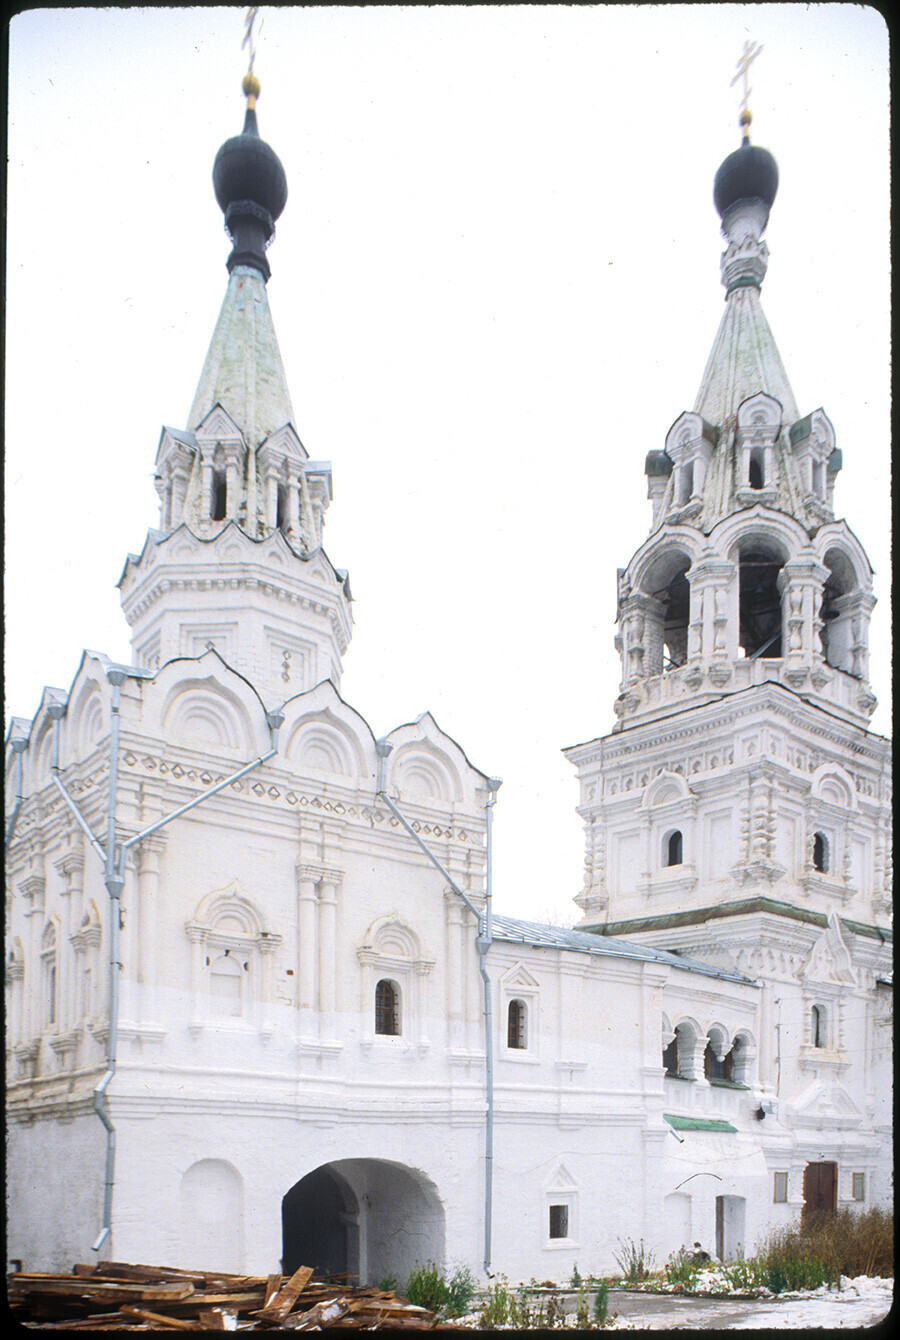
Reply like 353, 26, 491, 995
588, 898, 892, 944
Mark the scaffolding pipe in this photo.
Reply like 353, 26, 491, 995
376, 741, 501, 1275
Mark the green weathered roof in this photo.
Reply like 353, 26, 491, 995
188, 265, 295, 448
664, 1114, 737, 1133
694, 284, 798, 430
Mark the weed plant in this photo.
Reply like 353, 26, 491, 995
614, 1237, 655, 1284
405, 1262, 476, 1318
664, 1249, 700, 1291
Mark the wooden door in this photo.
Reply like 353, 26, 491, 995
802, 1162, 837, 1219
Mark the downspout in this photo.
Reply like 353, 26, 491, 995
375, 740, 501, 1275
478, 777, 500, 1275
93, 667, 126, 1256
5, 737, 27, 846
43, 672, 284, 1259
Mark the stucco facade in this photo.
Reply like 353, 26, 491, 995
6, 84, 890, 1282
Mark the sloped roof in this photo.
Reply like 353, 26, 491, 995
489, 914, 755, 984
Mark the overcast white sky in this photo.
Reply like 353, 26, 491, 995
5, 5, 890, 925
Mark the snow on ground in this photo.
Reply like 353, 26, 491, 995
606, 1275, 894, 1331
720, 1275, 894, 1331
455, 1275, 894, 1329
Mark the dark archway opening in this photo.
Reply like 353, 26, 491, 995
282, 1167, 356, 1278
738, 547, 783, 658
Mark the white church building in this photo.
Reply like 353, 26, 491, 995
5, 74, 891, 1284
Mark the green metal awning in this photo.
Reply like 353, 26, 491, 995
664, 1113, 737, 1133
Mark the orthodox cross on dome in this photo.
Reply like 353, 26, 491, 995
731, 39, 763, 140
242, 7, 262, 105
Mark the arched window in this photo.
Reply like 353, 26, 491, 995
748, 451, 765, 489
375, 979, 400, 1036
662, 1035, 678, 1077
508, 999, 527, 1050
276, 482, 287, 531
812, 832, 829, 873
811, 1004, 825, 1049
665, 830, 683, 867
210, 469, 227, 521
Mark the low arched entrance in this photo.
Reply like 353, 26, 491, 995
282, 1158, 445, 1287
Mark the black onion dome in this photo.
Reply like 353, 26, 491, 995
713, 141, 778, 219
213, 105, 288, 222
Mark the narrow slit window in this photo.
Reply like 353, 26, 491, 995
549, 1204, 569, 1240
811, 1004, 825, 1049
749, 451, 764, 489
852, 1173, 865, 1202
508, 999, 527, 1050
773, 1172, 788, 1203
211, 469, 227, 521
812, 832, 829, 873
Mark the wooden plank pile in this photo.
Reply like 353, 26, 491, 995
7, 1261, 470, 1330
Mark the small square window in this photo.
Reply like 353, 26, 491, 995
852, 1173, 865, 1202
549, 1204, 569, 1239
773, 1172, 788, 1203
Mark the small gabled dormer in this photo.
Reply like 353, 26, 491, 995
663, 412, 719, 523
734, 392, 781, 507
790, 409, 838, 522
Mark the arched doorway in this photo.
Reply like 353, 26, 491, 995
282, 1165, 357, 1278
282, 1159, 445, 1287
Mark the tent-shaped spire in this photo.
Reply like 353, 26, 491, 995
645, 117, 841, 536
188, 265, 295, 448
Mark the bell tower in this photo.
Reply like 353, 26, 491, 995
118, 74, 352, 705
565, 105, 891, 949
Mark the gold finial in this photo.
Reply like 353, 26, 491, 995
731, 39, 763, 140
242, 7, 261, 107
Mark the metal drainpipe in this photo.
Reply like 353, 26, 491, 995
5, 737, 28, 845
478, 777, 500, 1275
375, 741, 501, 1276
93, 668, 126, 1256
34, 678, 284, 1257
91, 702, 284, 1257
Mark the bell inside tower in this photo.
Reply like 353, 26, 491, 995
738, 545, 784, 658
660, 564, 691, 669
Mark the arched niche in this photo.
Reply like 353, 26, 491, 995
179, 1159, 244, 1273
160, 678, 255, 754
390, 744, 461, 804
284, 715, 363, 781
